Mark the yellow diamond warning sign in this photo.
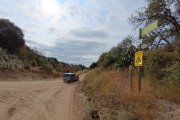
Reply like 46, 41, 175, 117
135, 51, 143, 66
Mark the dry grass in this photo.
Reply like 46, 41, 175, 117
76, 69, 88, 76
82, 68, 180, 120
143, 75, 180, 103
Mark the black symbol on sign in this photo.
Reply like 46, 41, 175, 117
136, 56, 141, 62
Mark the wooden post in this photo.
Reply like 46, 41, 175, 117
138, 67, 141, 92
138, 43, 142, 92
129, 65, 133, 92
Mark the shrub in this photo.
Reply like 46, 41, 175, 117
48, 57, 59, 68
82, 69, 157, 120
89, 62, 98, 69
144, 41, 180, 81
96, 36, 136, 69
0, 19, 25, 53
54, 65, 63, 72
43, 62, 54, 72
0, 47, 24, 70
38, 57, 54, 72
164, 61, 180, 85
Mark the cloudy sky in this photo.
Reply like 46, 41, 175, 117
0, 0, 146, 66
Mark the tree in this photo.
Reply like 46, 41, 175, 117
97, 36, 136, 68
116, 36, 136, 67
89, 62, 98, 69
0, 19, 25, 53
48, 57, 59, 68
129, 0, 180, 48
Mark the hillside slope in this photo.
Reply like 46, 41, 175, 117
81, 69, 180, 120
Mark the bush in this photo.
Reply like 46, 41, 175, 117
0, 47, 24, 70
144, 42, 180, 82
43, 62, 54, 72
89, 62, 98, 69
38, 57, 54, 72
54, 65, 63, 72
48, 57, 59, 68
97, 36, 136, 69
0, 19, 25, 53
164, 61, 180, 85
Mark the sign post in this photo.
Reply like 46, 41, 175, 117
129, 65, 133, 92
135, 51, 143, 92
136, 20, 158, 92
135, 51, 143, 67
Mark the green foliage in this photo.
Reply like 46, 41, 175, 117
43, 62, 54, 72
38, 57, 52, 71
17, 47, 39, 62
129, 0, 180, 48
97, 36, 136, 69
98, 51, 117, 68
89, 62, 98, 69
0, 47, 24, 70
48, 57, 59, 67
164, 61, 180, 85
0, 19, 25, 53
144, 41, 180, 85
54, 65, 63, 72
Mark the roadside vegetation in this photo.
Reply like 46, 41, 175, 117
82, 0, 180, 119
0, 19, 86, 79
82, 39, 180, 120
82, 69, 155, 120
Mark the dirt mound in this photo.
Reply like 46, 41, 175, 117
0, 70, 60, 81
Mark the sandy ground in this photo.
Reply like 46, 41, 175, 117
73, 81, 86, 120
0, 74, 86, 120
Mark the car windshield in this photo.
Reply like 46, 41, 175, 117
64, 73, 75, 77
64, 74, 70, 77
71, 74, 75, 77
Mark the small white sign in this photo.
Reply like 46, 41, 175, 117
137, 39, 142, 46
141, 44, 148, 49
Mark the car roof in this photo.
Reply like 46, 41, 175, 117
64, 73, 75, 75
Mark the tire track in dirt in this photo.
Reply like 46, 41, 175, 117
0, 75, 85, 120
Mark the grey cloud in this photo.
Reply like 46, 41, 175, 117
26, 40, 43, 46
48, 27, 59, 33
0, 0, 146, 66
70, 29, 109, 39
26, 39, 108, 66
69, 6, 81, 17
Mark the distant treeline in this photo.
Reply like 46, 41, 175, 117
0, 18, 86, 73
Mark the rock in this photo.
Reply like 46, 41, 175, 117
91, 109, 100, 119
87, 97, 91, 101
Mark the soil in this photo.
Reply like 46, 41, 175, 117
72, 74, 86, 120
0, 73, 86, 120
0, 70, 179, 120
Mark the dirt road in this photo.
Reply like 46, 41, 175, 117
0, 74, 86, 120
